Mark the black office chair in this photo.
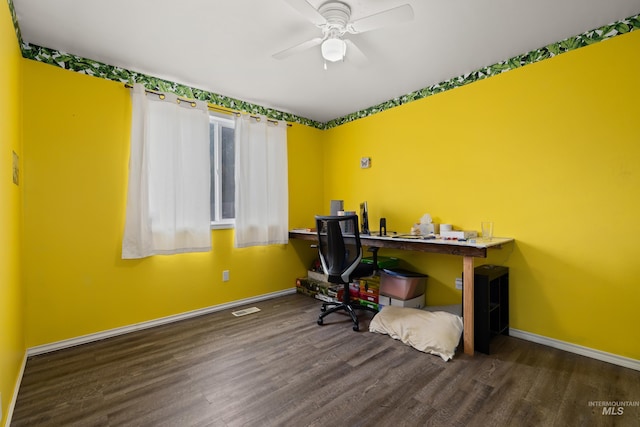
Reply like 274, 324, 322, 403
315, 214, 379, 331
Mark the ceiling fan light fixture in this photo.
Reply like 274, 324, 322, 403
321, 38, 346, 62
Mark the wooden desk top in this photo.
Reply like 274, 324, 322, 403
289, 230, 513, 258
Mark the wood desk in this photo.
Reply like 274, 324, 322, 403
289, 230, 514, 356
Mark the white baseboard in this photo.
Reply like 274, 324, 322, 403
509, 328, 640, 372
4, 350, 27, 427
27, 288, 296, 357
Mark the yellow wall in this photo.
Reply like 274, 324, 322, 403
20, 60, 323, 347
0, 1, 24, 423
4, 6, 639, 419
322, 31, 640, 360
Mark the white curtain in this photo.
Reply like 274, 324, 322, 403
234, 114, 289, 248
122, 84, 211, 259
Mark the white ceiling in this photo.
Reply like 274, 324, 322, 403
13, 0, 640, 123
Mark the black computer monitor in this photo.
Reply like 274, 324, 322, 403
359, 201, 370, 235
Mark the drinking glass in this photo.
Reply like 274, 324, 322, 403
481, 221, 494, 241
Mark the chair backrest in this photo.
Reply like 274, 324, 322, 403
315, 215, 363, 284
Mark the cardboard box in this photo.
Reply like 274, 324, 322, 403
296, 277, 320, 293
357, 276, 380, 293
358, 300, 379, 311
308, 270, 328, 282
326, 285, 343, 300
359, 292, 378, 303
315, 293, 339, 304
355, 276, 379, 303
378, 293, 425, 309
296, 286, 317, 298
380, 269, 427, 300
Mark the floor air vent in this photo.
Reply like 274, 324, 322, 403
232, 307, 261, 317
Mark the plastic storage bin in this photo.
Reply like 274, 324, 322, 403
380, 269, 427, 300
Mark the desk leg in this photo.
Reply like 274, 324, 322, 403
463, 256, 474, 355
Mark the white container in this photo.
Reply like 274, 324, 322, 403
440, 230, 478, 240
378, 293, 425, 309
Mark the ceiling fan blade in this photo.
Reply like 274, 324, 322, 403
348, 4, 414, 34
273, 37, 323, 60
282, 0, 327, 26
344, 39, 368, 66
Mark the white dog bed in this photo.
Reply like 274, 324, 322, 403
369, 305, 463, 361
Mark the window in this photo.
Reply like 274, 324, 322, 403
209, 113, 235, 228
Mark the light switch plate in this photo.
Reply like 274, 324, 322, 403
12, 151, 19, 185
360, 157, 371, 169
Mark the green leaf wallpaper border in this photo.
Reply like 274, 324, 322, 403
19, 43, 323, 129
325, 13, 640, 129
8, 0, 639, 131
6, 0, 23, 47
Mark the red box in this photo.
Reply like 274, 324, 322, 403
349, 282, 360, 299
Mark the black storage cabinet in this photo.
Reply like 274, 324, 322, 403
473, 264, 509, 354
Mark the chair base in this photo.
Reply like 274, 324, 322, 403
317, 301, 379, 331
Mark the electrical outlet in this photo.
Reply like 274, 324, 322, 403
222, 270, 230, 282
455, 277, 463, 290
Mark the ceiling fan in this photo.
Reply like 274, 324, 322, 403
274, 0, 414, 67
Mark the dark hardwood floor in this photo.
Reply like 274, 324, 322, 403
11, 293, 640, 426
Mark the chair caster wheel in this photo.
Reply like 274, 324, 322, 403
353, 324, 359, 331
317, 318, 323, 326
